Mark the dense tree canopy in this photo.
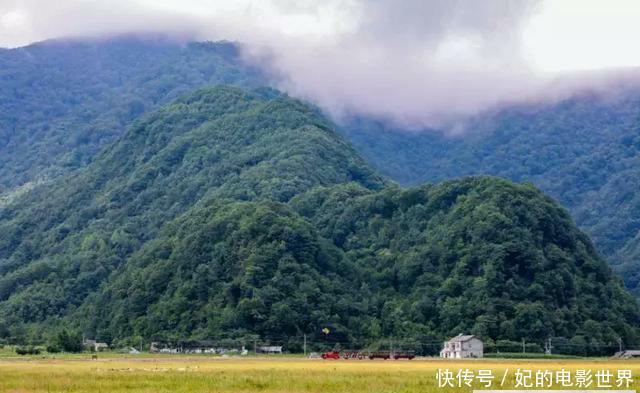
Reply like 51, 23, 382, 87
77, 177, 640, 352
342, 92, 640, 296
2, 36, 640, 306
0, 85, 636, 354
0, 86, 383, 340
0, 35, 263, 192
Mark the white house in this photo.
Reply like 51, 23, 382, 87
83, 338, 109, 352
257, 345, 282, 354
440, 334, 483, 358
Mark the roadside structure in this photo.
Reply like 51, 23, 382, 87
257, 346, 283, 354
440, 334, 483, 358
82, 338, 109, 352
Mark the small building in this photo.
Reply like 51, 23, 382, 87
257, 345, 282, 354
150, 341, 246, 355
614, 350, 640, 358
83, 338, 109, 352
440, 334, 483, 358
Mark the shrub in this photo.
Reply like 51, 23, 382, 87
48, 329, 83, 353
46, 344, 61, 353
15, 346, 41, 355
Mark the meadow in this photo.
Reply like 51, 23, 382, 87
0, 355, 639, 393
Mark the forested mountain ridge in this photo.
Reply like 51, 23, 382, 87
3, 36, 640, 303
342, 91, 640, 295
291, 178, 640, 346
0, 86, 384, 340
74, 177, 640, 350
0, 85, 637, 352
0, 35, 263, 193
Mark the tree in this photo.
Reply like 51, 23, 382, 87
49, 329, 83, 353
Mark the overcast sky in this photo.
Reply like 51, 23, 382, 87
2, 0, 640, 127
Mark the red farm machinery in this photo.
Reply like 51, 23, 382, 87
320, 350, 415, 360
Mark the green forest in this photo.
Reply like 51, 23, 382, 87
343, 94, 640, 296
0, 36, 263, 192
1, 37, 640, 357
0, 85, 637, 355
2, 37, 640, 304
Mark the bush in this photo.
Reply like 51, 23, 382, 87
15, 346, 41, 355
524, 343, 543, 353
46, 344, 61, 353
48, 329, 83, 353
486, 340, 543, 353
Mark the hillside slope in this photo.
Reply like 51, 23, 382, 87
0, 86, 636, 352
4, 37, 640, 304
0, 86, 384, 340
343, 92, 640, 295
77, 177, 640, 352
291, 178, 640, 348
0, 35, 263, 192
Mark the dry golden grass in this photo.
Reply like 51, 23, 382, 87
0, 356, 638, 393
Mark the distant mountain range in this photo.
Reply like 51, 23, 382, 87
0, 37, 264, 192
1, 85, 635, 352
342, 93, 640, 296
0, 36, 639, 352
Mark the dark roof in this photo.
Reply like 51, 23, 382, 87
447, 334, 478, 343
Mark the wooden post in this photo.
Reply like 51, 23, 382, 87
303, 334, 307, 356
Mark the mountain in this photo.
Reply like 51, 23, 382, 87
0, 85, 383, 337
291, 178, 640, 350
342, 91, 640, 296
0, 85, 637, 354
0, 35, 263, 194
3, 36, 640, 304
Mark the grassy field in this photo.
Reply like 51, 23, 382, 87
0, 355, 638, 393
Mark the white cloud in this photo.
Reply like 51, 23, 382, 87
1, 0, 640, 127
523, 0, 640, 72
1, 9, 27, 29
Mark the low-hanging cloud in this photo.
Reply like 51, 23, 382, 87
242, 0, 544, 127
1, 0, 639, 128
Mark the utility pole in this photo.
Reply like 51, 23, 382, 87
545, 338, 552, 355
618, 337, 623, 353
303, 334, 307, 356
522, 338, 525, 354
390, 338, 394, 359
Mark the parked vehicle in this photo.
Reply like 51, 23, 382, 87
321, 351, 341, 359
368, 350, 415, 360
368, 351, 392, 360
321, 350, 415, 360
342, 350, 365, 359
